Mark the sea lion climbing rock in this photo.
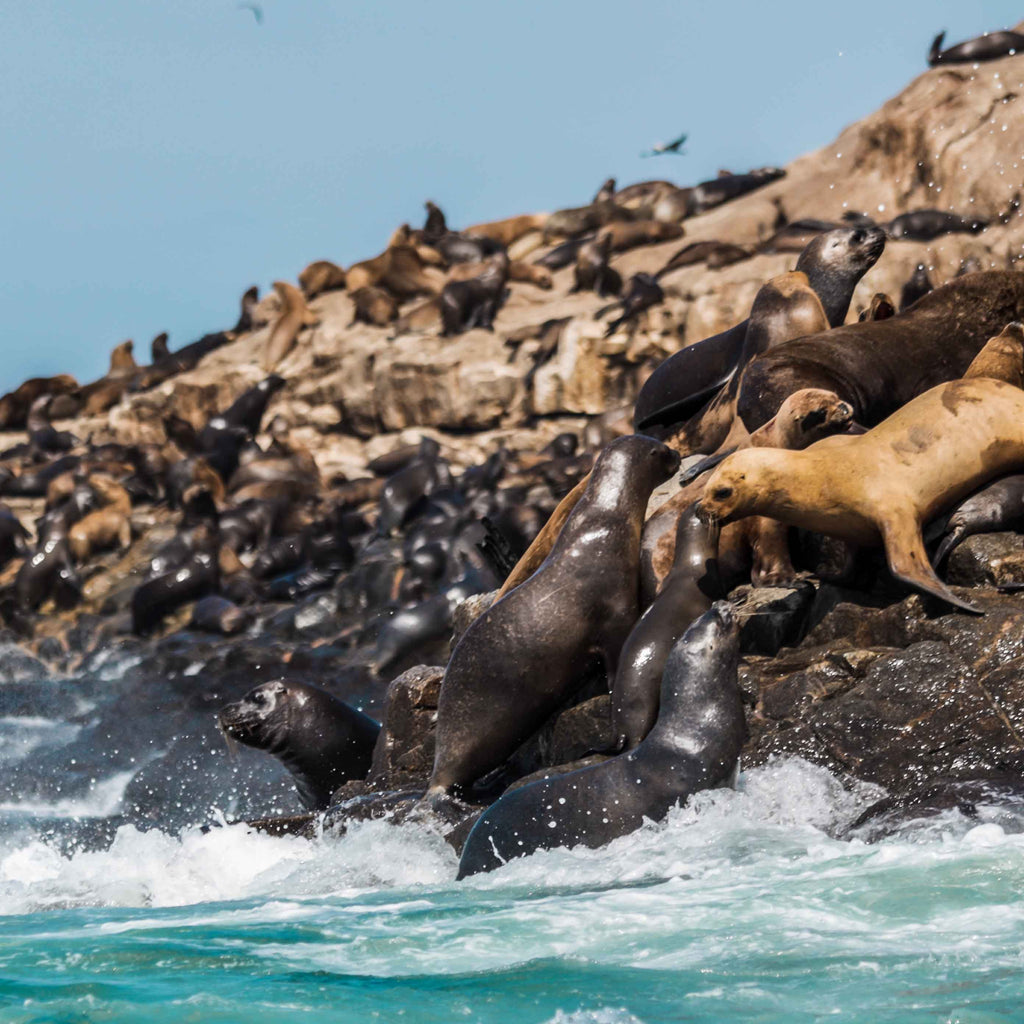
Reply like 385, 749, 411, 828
426, 435, 681, 799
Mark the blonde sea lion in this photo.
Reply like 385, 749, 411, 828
350, 285, 399, 326
67, 475, 132, 562
345, 237, 446, 298
446, 259, 552, 289
696, 377, 1024, 614
465, 213, 548, 247
298, 260, 347, 299
963, 322, 1024, 387
108, 340, 138, 376
261, 281, 315, 371
597, 219, 684, 253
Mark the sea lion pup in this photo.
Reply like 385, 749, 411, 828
425, 435, 680, 800
928, 28, 1024, 66
737, 271, 1024, 433
635, 225, 887, 431
457, 603, 743, 877
962, 322, 1024, 387
298, 259, 347, 299
612, 505, 721, 751
697, 377, 1024, 614
218, 680, 381, 812
440, 252, 509, 336
859, 292, 896, 322
67, 474, 132, 563
0, 375, 78, 429
262, 281, 315, 371
350, 285, 399, 326
667, 271, 830, 457
571, 234, 622, 297
465, 213, 548, 248
603, 273, 664, 336
597, 220, 684, 253
150, 332, 170, 362
899, 263, 934, 311
886, 210, 988, 241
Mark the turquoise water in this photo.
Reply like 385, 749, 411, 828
3, 760, 1024, 1023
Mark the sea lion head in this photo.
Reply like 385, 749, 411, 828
799, 225, 887, 278
696, 449, 770, 526
594, 435, 680, 496
775, 388, 856, 446
218, 679, 298, 752
662, 601, 740, 707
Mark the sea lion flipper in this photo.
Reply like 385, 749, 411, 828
880, 514, 981, 614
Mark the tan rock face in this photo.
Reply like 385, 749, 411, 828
85, 52, 1024, 452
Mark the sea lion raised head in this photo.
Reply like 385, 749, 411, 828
795, 226, 887, 326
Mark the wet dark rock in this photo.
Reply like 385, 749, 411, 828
733, 581, 817, 655
945, 532, 1024, 587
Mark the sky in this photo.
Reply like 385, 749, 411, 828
3, 1, 1023, 392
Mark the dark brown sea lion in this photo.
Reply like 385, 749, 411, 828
603, 273, 663, 336
218, 680, 380, 811
0, 375, 79, 430
699, 378, 1024, 613
543, 200, 635, 242
929, 28, 1024, 66
636, 225, 886, 432
932, 473, 1024, 566
440, 253, 509, 336
736, 271, 1024, 433
298, 259, 347, 298
886, 210, 988, 241
426, 434, 680, 799
899, 263, 934, 310
457, 603, 743, 877
690, 167, 785, 215
150, 333, 170, 362
572, 234, 622, 297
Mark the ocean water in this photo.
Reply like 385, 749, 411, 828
3, 757, 1024, 1024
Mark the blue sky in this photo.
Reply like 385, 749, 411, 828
3, 2, 1022, 391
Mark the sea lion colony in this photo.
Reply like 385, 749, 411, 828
8, 30, 1024, 870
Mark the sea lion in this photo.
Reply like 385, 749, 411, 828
350, 285, 399, 326
0, 503, 29, 568
593, 177, 617, 203
26, 397, 78, 453
543, 200, 635, 242
0, 375, 78, 429
218, 680, 380, 811
345, 237, 446, 297
391, 296, 442, 336
859, 293, 896, 322
651, 187, 695, 223
190, 595, 251, 635
963, 322, 1024, 387
697, 377, 1024, 613
603, 273, 663, 336
933, 474, 1024, 565
262, 282, 315, 371
736, 271, 1024, 433
298, 259, 347, 298
457, 602, 743, 877
689, 167, 785, 215
150, 333, 170, 362
440, 253, 509, 336
108, 340, 138, 376
426, 435, 680, 798
899, 263, 934, 310
67, 475, 132, 563
377, 438, 452, 536
612, 506, 721, 750
465, 213, 548, 247
656, 240, 744, 276
635, 225, 887, 431
928, 28, 1024, 66
758, 218, 843, 255
597, 220, 684, 253
446, 259, 551, 289
666, 271, 830, 456
572, 234, 621, 297
886, 210, 988, 241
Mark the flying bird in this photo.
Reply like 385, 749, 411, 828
238, 3, 264, 24
641, 133, 688, 158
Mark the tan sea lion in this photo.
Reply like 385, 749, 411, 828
858, 293, 897, 322
465, 213, 548, 247
350, 285, 399, 326
446, 259, 552, 289
0, 375, 78, 429
697, 377, 1024, 614
963, 322, 1024, 387
345, 238, 446, 297
262, 281, 315, 371
108, 340, 138, 376
298, 260, 347, 298
67, 474, 132, 562
597, 220, 684, 253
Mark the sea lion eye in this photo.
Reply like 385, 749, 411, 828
713, 486, 733, 501
851, 229, 865, 244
